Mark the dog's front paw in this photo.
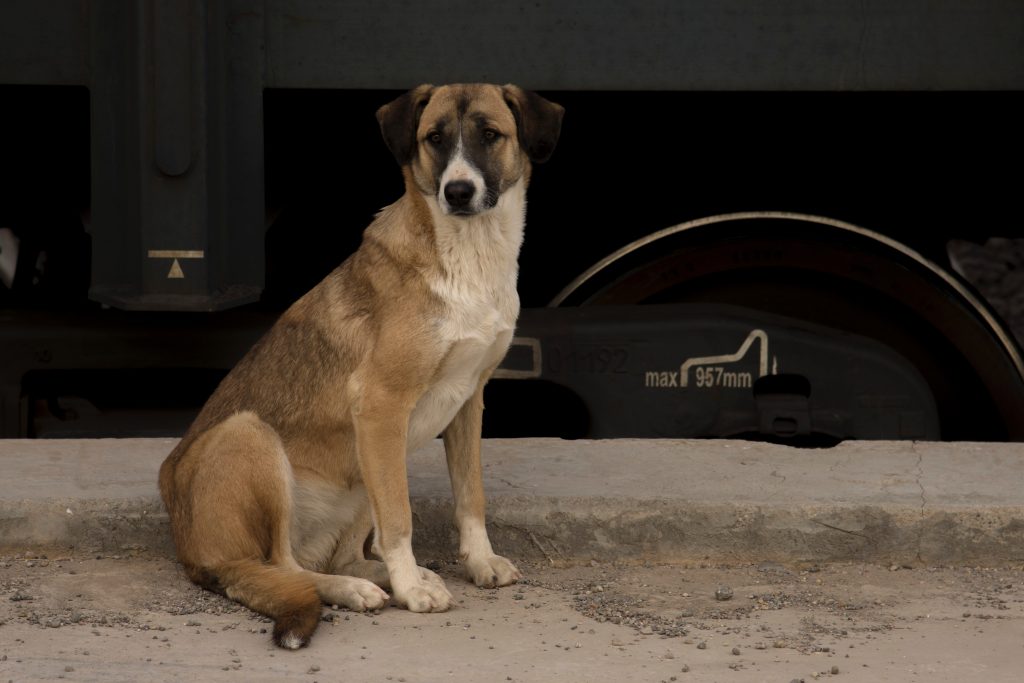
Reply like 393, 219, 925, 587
393, 574, 453, 613
464, 554, 521, 588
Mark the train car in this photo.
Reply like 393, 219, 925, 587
1, 1, 1022, 441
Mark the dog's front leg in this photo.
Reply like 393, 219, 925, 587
443, 377, 522, 588
353, 389, 452, 612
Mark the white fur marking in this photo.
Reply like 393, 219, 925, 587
438, 134, 487, 215
381, 537, 420, 592
281, 634, 304, 650
459, 516, 495, 561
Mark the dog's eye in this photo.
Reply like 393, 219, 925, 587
427, 132, 442, 145
483, 129, 499, 141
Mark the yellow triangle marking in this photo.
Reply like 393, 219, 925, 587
167, 258, 185, 279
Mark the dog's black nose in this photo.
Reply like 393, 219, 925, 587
444, 180, 475, 209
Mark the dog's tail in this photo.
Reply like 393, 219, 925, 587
190, 559, 321, 649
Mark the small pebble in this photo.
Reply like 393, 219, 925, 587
831, 666, 840, 675
308, 665, 320, 673
731, 647, 740, 655
714, 586, 733, 601
696, 641, 707, 650
680, 664, 690, 672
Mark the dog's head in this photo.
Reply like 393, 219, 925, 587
377, 84, 563, 216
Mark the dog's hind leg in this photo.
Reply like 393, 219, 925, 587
168, 412, 326, 648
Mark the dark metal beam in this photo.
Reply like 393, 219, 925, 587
264, 0, 1024, 91
88, 0, 265, 311
0, 1, 90, 85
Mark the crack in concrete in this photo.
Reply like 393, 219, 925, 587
912, 444, 927, 510
495, 477, 531, 491
811, 519, 872, 540
491, 521, 562, 564
911, 441, 927, 563
529, 531, 557, 564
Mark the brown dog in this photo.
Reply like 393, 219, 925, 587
158, 84, 563, 649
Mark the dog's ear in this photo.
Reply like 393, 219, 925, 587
502, 85, 564, 164
376, 85, 435, 165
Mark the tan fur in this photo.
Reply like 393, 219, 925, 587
159, 84, 563, 649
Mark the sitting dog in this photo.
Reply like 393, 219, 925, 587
158, 84, 563, 649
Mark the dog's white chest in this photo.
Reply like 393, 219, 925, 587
407, 328, 513, 452
407, 263, 518, 450
408, 249, 520, 448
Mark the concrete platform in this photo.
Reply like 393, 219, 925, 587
1, 438, 1023, 565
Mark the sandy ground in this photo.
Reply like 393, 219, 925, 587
1, 552, 1022, 683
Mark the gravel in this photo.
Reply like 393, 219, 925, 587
2, 553, 1022, 681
